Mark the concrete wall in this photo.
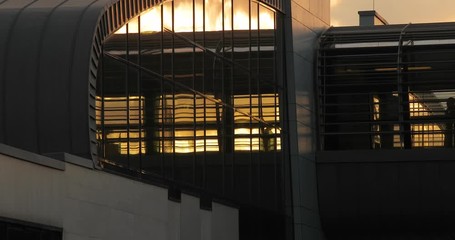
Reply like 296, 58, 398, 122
283, 0, 330, 239
0, 147, 238, 240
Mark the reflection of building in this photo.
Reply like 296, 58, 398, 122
0, 0, 328, 239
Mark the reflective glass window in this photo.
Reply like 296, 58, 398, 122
97, 0, 284, 214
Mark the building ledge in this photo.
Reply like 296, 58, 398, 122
45, 152, 94, 169
0, 143, 65, 170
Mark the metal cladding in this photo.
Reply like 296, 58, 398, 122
0, 0, 163, 166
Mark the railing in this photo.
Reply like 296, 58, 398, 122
317, 23, 455, 151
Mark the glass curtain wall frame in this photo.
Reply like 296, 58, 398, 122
96, 0, 285, 216
317, 23, 455, 151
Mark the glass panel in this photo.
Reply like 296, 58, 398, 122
233, 93, 280, 151
96, 96, 144, 126
259, 4, 274, 30
233, 0, 249, 30
156, 93, 221, 153
98, 0, 283, 214
140, 7, 162, 32
174, 0, 193, 32
205, 0, 222, 31
194, 0, 204, 32
224, 0, 232, 31
115, 16, 139, 34
163, 1, 173, 31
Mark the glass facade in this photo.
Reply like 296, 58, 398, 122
318, 24, 455, 150
96, 0, 286, 234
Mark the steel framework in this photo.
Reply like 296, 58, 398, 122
317, 22, 455, 150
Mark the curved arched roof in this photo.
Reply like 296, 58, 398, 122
0, 0, 162, 166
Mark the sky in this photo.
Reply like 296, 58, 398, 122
331, 0, 455, 26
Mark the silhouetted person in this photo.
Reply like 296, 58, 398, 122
445, 97, 455, 147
